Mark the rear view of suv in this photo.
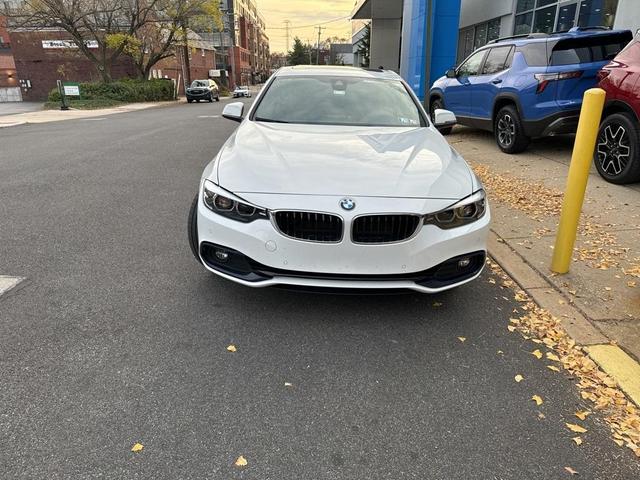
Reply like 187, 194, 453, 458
596, 30, 640, 184
430, 28, 633, 153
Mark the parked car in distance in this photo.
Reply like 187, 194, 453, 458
595, 30, 640, 184
188, 66, 489, 293
186, 79, 220, 103
233, 85, 251, 98
430, 27, 633, 153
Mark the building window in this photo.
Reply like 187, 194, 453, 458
578, 0, 618, 28
556, 3, 578, 31
514, 0, 618, 35
533, 5, 556, 33
457, 17, 502, 63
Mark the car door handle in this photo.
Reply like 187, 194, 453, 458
492, 79, 503, 84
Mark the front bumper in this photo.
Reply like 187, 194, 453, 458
196, 194, 490, 293
187, 90, 211, 99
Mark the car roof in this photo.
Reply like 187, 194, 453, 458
488, 27, 632, 47
275, 65, 401, 80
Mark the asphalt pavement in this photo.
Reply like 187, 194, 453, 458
1, 100, 639, 479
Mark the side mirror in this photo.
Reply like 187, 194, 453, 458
222, 102, 244, 122
433, 108, 457, 128
446, 68, 457, 78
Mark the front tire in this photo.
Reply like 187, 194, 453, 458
187, 98, 193, 103
595, 113, 640, 184
494, 105, 530, 154
188, 195, 201, 264
430, 98, 452, 135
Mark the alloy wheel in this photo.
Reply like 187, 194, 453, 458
597, 124, 631, 177
497, 114, 515, 147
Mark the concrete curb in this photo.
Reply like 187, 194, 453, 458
0, 121, 27, 128
488, 229, 640, 406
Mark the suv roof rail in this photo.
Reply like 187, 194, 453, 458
567, 26, 612, 32
488, 32, 548, 44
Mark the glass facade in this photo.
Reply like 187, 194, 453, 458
514, 0, 619, 34
457, 17, 501, 62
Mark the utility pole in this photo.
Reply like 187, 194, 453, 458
315, 26, 325, 65
283, 19, 291, 55
307, 38, 312, 64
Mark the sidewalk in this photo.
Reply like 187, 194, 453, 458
450, 126, 640, 363
0, 101, 176, 128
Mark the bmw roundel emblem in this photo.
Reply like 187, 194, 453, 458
340, 198, 355, 211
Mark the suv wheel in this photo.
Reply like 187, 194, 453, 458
494, 105, 530, 154
430, 98, 452, 135
595, 113, 640, 184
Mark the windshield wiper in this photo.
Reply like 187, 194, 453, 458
254, 117, 290, 124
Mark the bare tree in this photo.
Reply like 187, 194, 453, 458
2, 0, 221, 82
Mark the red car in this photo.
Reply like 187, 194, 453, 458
596, 30, 640, 184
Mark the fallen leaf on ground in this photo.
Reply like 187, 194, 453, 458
234, 455, 248, 467
515, 374, 524, 383
432, 302, 443, 307
564, 466, 579, 475
547, 365, 561, 372
546, 352, 561, 362
514, 292, 528, 302
507, 325, 517, 332
131, 443, 144, 453
531, 395, 543, 406
572, 437, 583, 446
226, 344, 237, 352
566, 423, 588, 434
531, 349, 543, 359
574, 410, 591, 421
457, 337, 466, 343
604, 287, 612, 291
284, 382, 293, 387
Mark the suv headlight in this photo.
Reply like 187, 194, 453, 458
423, 190, 486, 230
202, 180, 268, 223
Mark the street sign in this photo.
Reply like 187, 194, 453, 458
209, 69, 221, 77
63, 82, 80, 96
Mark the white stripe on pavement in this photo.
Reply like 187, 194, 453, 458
0, 276, 24, 296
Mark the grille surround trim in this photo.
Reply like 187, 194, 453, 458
270, 209, 344, 243
350, 213, 423, 245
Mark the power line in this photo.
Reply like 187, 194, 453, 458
266, 15, 351, 30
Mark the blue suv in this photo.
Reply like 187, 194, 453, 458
429, 27, 633, 153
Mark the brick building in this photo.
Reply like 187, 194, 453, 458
4, 28, 217, 101
0, 15, 20, 101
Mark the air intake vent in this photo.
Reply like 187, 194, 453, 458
352, 215, 421, 243
274, 211, 343, 242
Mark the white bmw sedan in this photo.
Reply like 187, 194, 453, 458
188, 66, 490, 293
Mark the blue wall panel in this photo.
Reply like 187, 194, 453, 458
400, 0, 461, 102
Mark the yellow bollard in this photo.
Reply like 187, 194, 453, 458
551, 88, 606, 274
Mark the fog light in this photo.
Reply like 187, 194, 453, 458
458, 257, 471, 268
215, 250, 230, 262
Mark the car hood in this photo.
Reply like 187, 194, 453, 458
214, 122, 473, 199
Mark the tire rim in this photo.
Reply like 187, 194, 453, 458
497, 114, 515, 147
597, 124, 631, 177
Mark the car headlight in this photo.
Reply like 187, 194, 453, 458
202, 180, 268, 223
423, 190, 486, 230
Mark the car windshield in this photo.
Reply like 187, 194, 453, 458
191, 80, 208, 87
253, 76, 424, 127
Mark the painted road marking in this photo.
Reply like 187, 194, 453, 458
0, 276, 24, 296
586, 344, 640, 406
82, 118, 106, 121
197, 115, 220, 118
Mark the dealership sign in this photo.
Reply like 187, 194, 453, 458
42, 40, 99, 49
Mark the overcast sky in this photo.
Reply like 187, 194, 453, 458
258, 0, 357, 53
